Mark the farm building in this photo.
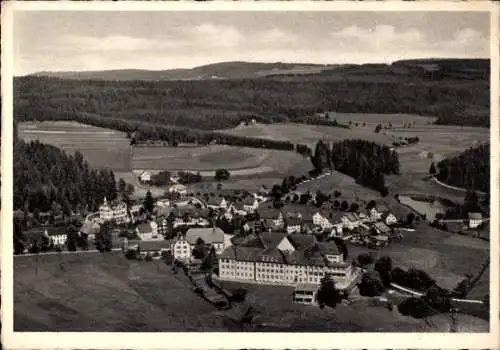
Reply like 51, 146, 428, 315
136, 221, 160, 241
139, 171, 151, 183
468, 212, 484, 229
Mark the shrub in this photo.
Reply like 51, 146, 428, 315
144, 253, 153, 262
374, 256, 393, 286
358, 272, 385, 297
356, 253, 374, 266
397, 297, 436, 319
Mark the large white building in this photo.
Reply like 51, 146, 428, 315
218, 232, 358, 288
172, 227, 225, 262
99, 198, 129, 224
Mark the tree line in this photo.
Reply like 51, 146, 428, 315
15, 74, 489, 129
14, 138, 121, 214
15, 103, 317, 159
435, 143, 490, 194
310, 139, 399, 195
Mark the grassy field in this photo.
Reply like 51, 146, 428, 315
347, 221, 489, 292
14, 251, 488, 332
220, 119, 489, 200
18, 121, 132, 172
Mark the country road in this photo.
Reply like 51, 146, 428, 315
14, 248, 122, 258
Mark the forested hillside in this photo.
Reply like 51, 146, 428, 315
14, 138, 119, 213
311, 139, 399, 195
435, 143, 490, 194
15, 61, 489, 130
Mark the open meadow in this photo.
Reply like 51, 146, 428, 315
219, 118, 489, 200
14, 251, 488, 332
132, 145, 305, 176
18, 121, 132, 172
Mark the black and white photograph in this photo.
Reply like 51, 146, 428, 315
2, 1, 499, 349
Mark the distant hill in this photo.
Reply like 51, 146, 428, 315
28, 61, 338, 81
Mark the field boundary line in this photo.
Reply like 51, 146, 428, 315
431, 177, 487, 196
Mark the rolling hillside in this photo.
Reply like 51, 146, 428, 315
27, 61, 337, 81
14, 252, 489, 332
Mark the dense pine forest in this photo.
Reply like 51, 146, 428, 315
311, 139, 399, 195
14, 138, 120, 214
435, 143, 490, 194
15, 65, 489, 130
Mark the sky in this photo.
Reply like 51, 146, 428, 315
13, 11, 490, 75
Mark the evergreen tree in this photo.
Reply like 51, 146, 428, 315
143, 190, 155, 213
429, 162, 437, 176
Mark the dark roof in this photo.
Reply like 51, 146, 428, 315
232, 201, 245, 211
243, 196, 256, 205
287, 234, 315, 251
186, 227, 224, 244
258, 208, 283, 219
285, 216, 302, 226
374, 222, 391, 233
375, 204, 390, 213
138, 222, 154, 234
468, 212, 483, 220
219, 232, 344, 267
258, 231, 288, 249
80, 221, 100, 235
206, 196, 225, 206
137, 239, 173, 251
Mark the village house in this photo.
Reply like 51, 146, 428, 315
156, 199, 170, 208
382, 212, 399, 226
156, 217, 169, 235
218, 232, 359, 288
243, 196, 259, 213
372, 222, 392, 236
139, 171, 151, 183
341, 213, 362, 230
126, 239, 173, 257
312, 211, 333, 230
369, 204, 391, 221
468, 212, 484, 229
45, 228, 67, 246
206, 196, 228, 210
99, 198, 129, 224
285, 214, 302, 234
172, 227, 225, 261
79, 221, 101, 240
136, 221, 160, 241
229, 201, 248, 216
168, 184, 188, 197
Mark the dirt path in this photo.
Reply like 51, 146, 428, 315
431, 177, 487, 196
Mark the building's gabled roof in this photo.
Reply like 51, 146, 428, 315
374, 204, 390, 213
344, 213, 360, 222
317, 241, 340, 255
206, 196, 225, 206
285, 216, 302, 226
80, 221, 100, 235
287, 234, 315, 251
137, 222, 153, 234
381, 211, 397, 220
258, 231, 288, 249
232, 200, 245, 211
186, 227, 224, 245
137, 239, 173, 251
468, 212, 483, 220
243, 196, 256, 205
314, 210, 330, 219
374, 222, 391, 233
